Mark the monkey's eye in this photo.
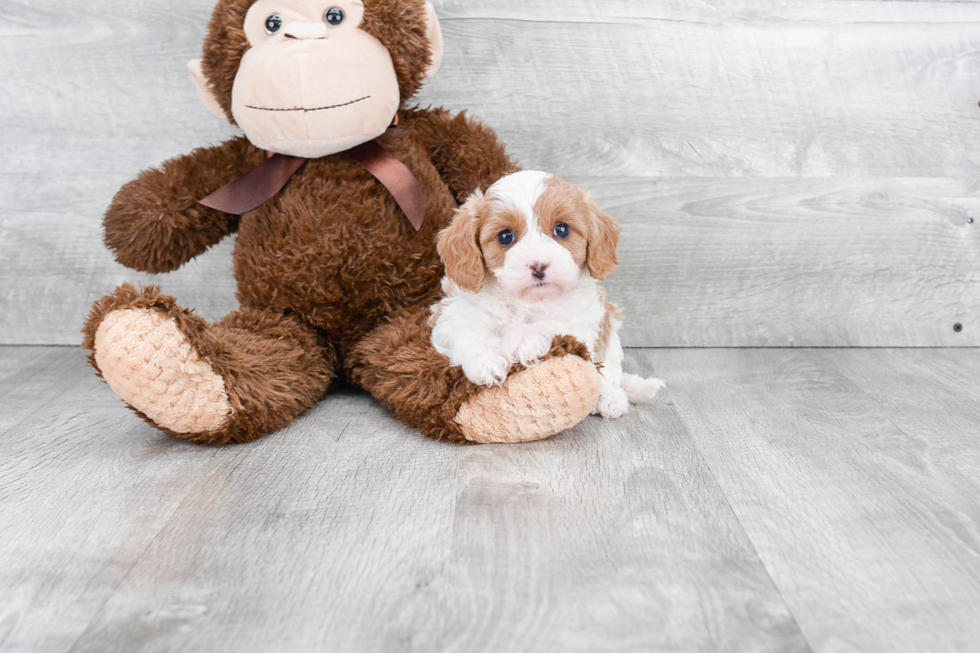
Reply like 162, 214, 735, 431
265, 14, 283, 34
553, 223, 570, 239
325, 7, 346, 26
498, 230, 515, 247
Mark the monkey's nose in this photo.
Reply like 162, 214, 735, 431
531, 263, 549, 280
283, 22, 329, 40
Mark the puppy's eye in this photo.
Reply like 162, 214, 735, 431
325, 7, 346, 26
265, 13, 283, 34
497, 230, 515, 246
553, 223, 570, 239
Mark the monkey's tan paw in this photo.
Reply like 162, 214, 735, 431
455, 355, 601, 444
94, 308, 231, 435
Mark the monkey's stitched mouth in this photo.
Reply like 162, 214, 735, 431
245, 96, 371, 112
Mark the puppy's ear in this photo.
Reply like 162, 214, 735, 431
585, 193, 621, 280
438, 192, 488, 293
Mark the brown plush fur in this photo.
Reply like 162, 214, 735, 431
83, 283, 335, 445
200, 0, 253, 122
360, 0, 435, 106
82, 0, 598, 445
347, 304, 592, 443
104, 138, 264, 273
85, 113, 524, 443
227, 108, 517, 355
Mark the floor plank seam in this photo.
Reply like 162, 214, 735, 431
659, 388, 820, 653
824, 350, 968, 452
0, 355, 84, 441
62, 448, 223, 653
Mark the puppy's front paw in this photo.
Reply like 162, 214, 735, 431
462, 353, 511, 387
513, 332, 555, 367
594, 386, 630, 419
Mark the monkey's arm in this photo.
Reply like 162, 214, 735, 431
104, 137, 265, 274
404, 108, 520, 203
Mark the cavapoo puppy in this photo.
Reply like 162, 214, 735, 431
431, 170, 664, 419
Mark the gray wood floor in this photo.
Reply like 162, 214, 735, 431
2, 346, 978, 653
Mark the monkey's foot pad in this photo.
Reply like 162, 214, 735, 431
456, 355, 601, 444
94, 308, 231, 434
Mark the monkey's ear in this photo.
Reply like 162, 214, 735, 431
188, 59, 229, 122
423, 3, 444, 79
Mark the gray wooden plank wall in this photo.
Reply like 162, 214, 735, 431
2, 0, 980, 346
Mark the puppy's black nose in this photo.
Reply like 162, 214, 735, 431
531, 263, 548, 280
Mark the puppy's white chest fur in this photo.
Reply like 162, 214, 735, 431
437, 275, 606, 368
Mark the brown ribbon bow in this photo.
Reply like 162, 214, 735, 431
199, 138, 428, 231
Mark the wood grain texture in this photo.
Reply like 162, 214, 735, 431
587, 176, 980, 347
6, 346, 980, 652
2, 176, 978, 347
0, 347, 223, 652
426, 0, 980, 178
0, 347, 809, 653
2, 0, 980, 346
652, 348, 980, 653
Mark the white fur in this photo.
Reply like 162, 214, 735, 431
431, 171, 665, 419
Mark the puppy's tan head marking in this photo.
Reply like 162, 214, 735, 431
478, 207, 526, 272
534, 177, 620, 280
534, 177, 591, 270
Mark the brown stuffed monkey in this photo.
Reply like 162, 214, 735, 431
81, 0, 602, 445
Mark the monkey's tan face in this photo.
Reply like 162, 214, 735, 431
233, 0, 401, 158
